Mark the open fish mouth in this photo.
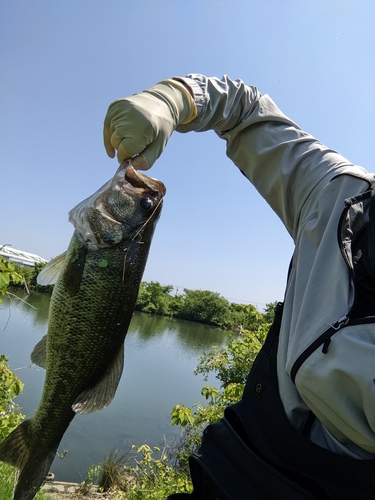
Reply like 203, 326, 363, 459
123, 162, 166, 194
68, 160, 166, 248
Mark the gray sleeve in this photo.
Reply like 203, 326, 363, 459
175, 74, 364, 239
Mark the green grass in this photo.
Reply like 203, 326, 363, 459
0, 462, 51, 500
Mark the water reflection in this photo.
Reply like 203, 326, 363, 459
6, 288, 51, 326
131, 312, 227, 354
0, 290, 228, 483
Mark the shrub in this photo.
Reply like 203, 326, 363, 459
0, 355, 25, 443
170, 315, 275, 469
0, 256, 23, 300
178, 289, 230, 326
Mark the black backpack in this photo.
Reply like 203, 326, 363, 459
169, 303, 375, 500
168, 302, 375, 500
187, 304, 375, 500
167, 180, 375, 499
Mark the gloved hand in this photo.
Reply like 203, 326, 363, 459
103, 79, 197, 170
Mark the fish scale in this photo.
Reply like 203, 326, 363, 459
0, 162, 166, 500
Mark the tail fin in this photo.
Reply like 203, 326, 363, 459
0, 419, 55, 500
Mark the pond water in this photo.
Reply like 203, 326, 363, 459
0, 290, 227, 483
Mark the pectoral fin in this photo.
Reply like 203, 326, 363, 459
30, 335, 47, 369
36, 252, 67, 285
72, 343, 125, 414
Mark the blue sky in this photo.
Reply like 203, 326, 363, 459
1, 0, 374, 309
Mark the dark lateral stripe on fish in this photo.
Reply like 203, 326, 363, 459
62, 241, 87, 296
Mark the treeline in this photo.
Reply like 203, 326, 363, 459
10, 262, 276, 330
135, 281, 276, 330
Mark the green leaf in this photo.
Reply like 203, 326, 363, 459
201, 386, 219, 401
0, 273, 10, 290
170, 404, 194, 427
10, 271, 23, 285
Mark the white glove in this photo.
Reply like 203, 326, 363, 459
103, 79, 197, 170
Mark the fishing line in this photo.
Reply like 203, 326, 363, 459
2, 292, 37, 332
122, 197, 163, 284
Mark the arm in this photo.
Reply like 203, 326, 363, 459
176, 75, 365, 238
104, 74, 364, 238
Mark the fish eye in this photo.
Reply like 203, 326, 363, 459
139, 197, 153, 211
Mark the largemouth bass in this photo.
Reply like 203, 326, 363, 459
0, 161, 166, 500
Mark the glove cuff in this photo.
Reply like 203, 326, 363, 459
164, 79, 198, 124
145, 80, 197, 126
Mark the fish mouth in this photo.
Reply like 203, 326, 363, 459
123, 161, 166, 196
68, 160, 166, 248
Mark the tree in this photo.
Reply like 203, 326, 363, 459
178, 289, 230, 326
136, 281, 174, 316
228, 302, 264, 331
0, 256, 23, 301
263, 301, 279, 323
134, 281, 278, 331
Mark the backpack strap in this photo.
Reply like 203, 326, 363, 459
339, 179, 375, 318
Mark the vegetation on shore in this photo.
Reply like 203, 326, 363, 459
135, 281, 273, 330
11, 259, 273, 330
81, 308, 275, 499
0, 259, 50, 498
0, 256, 23, 300
6, 260, 53, 294
0, 256, 277, 498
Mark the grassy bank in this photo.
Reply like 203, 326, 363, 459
0, 463, 51, 500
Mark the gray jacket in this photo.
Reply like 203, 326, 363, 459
177, 74, 375, 459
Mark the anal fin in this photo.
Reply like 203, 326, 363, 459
72, 343, 124, 414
